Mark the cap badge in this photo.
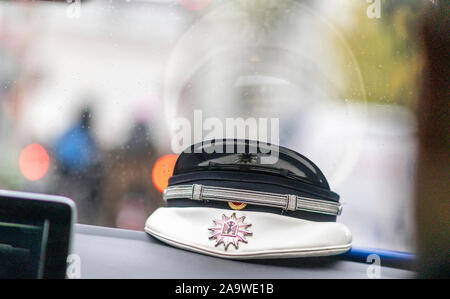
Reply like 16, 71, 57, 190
208, 213, 252, 250
228, 201, 247, 210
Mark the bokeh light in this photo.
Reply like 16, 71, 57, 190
19, 143, 50, 181
152, 155, 178, 192
179, 0, 211, 11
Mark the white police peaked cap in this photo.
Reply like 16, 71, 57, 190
145, 139, 352, 259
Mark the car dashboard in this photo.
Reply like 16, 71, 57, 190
73, 224, 414, 279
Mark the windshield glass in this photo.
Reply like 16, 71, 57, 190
0, 0, 426, 252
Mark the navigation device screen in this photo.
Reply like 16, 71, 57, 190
0, 219, 49, 278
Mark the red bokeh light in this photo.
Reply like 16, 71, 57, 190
19, 143, 50, 181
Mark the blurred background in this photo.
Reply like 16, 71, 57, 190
0, 0, 428, 252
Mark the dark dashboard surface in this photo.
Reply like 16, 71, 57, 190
73, 224, 414, 279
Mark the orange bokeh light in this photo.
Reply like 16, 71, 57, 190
152, 155, 178, 193
19, 143, 50, 181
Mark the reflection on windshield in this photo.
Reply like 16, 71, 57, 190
0, 0, 425, 252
